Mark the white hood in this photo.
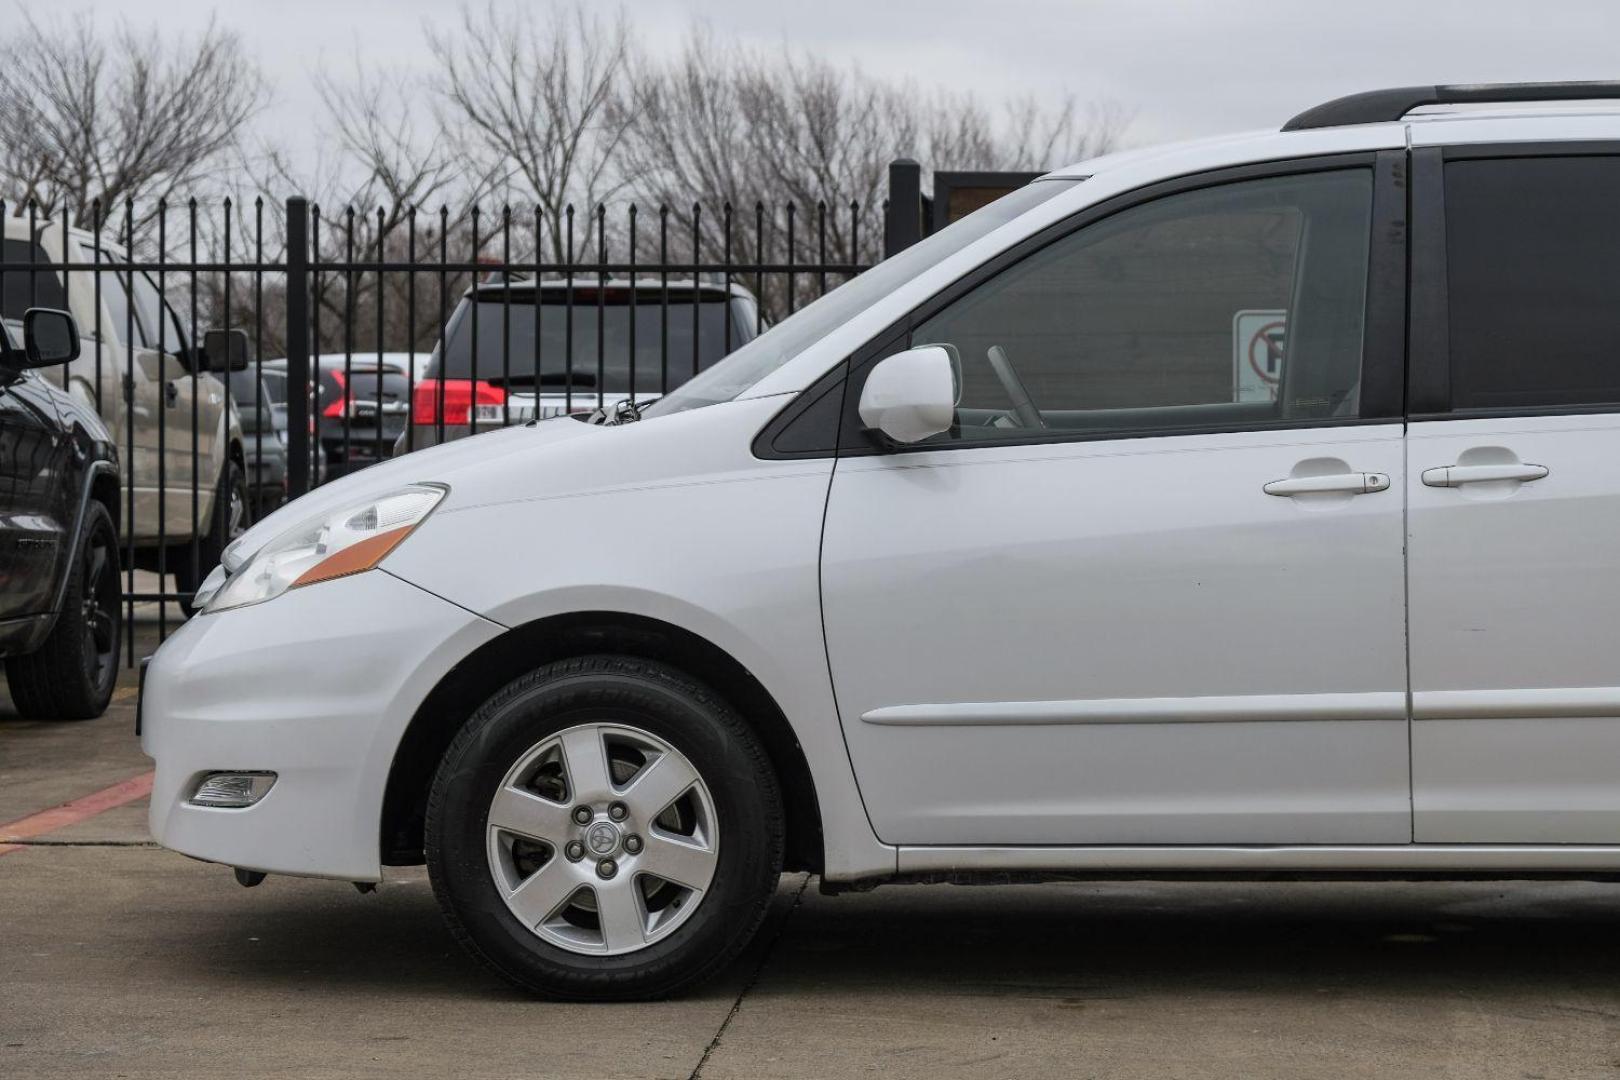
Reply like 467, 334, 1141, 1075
228, 417, 601, 564
228, 395, 793, 567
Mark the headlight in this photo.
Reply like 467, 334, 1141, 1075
198, 484, 446, 614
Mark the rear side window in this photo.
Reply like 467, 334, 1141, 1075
0, 239, 69, 320
128, 270, 189, 353
1445, 156, 1620, 411
95, 250, 141, 346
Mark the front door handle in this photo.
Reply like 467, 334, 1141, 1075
164, 382, 179, 408
1264, 472, 1390, 497
1421, 463, 1548, 488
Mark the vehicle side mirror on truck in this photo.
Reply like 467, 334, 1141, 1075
12, 308, 81, 370
202, 328, 251, 373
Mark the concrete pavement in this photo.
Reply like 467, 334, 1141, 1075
6, 639, 1620, 1077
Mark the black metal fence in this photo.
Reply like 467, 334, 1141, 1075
287, 192, 884, 488
1, 188, 889, 658
0, 160, 1041, 659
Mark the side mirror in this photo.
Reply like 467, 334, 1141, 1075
203, 328, 251, 373
858, 345, 958, 445
20, 308, 80, 368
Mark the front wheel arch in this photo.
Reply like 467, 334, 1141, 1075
381, 612, 824, 876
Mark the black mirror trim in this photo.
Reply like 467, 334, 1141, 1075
21, 308, 80, 368
202, 328, 251, 372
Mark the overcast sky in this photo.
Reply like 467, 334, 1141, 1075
45, 0, 1620, 165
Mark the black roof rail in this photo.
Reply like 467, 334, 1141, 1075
1283, 81, 1620, 131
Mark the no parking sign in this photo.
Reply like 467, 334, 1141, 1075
1232, 309, 1287, 403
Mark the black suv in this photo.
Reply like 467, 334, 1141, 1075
0, 308, 121, 719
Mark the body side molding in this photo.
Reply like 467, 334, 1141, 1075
861, 691, 1406, 726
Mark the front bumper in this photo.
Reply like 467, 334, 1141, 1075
321, 427, 405, 461
140, 569, 502, 881
245, 449, 286, 484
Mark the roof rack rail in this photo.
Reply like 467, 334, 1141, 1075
1283, 81, 1620, 131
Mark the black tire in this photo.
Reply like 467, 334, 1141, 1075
6, 500, 121, 720
176, 458, 250, 616
426, 655, 785, 1001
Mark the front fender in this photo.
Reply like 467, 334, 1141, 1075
384, 427, 895, 881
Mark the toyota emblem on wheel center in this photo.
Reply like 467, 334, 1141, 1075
585, 821, 620, 856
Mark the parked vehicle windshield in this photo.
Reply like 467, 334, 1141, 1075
1, 238, 69, 321
641, 178, 1081, 418
259, 368, 288, 405
433, 288, 759, 396
228, 370, 287, 434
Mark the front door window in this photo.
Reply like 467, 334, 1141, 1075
912, 170, 1373, 441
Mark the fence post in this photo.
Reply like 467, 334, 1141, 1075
884, 158, 923, 259
285, 196, 311, 499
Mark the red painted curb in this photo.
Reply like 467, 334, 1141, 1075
0, 771, 155, 853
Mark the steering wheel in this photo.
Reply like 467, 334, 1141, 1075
985, 345, 1045, 429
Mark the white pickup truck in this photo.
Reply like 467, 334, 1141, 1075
1, 216, 247, 606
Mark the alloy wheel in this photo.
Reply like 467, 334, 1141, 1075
80, 523, 118, 690
484, 722, 719, 956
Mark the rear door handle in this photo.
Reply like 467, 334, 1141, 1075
1264, 472, 1390, 497
1421, 463, 1548, 488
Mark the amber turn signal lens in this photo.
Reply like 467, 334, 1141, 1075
292, 525, 412, 588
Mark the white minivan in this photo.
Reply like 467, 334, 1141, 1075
142, 83, 1620, 999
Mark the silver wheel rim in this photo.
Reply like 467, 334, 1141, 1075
485, 722, 719, 956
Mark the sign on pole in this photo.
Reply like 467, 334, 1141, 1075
1232, 309, 1287, 403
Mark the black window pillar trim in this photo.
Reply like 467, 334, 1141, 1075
750, 357, 852, 461
1406, 146, 1450, 417
1360, 149, 1410, 422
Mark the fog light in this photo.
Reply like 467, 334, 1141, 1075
191, 772, 277, 808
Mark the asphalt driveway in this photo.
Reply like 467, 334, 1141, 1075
5, 638, 1620, 1079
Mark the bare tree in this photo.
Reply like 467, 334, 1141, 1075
314, 57, 478, 222
995, 95, 1133, 170
199, 48, 506, 359
614, 30, 889, 320
425, 2, 635, 262
618, 32, 1129, 319
2, 1, 1130, 356
302, 54, 499, 351
0, 7, 266, 225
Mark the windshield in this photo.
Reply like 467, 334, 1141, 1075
228, 371, 280, 432
1, 238, 68, 322
259, 369, 288, 405
641, 178, 1080, 418
432, 289, 758, 395
228, 369, 263, 404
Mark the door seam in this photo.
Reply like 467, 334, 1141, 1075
1403, 424, 1415, 842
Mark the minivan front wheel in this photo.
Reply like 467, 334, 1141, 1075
426, 656, 784, 1000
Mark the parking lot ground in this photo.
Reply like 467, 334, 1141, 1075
8, 637, 1620, 1078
